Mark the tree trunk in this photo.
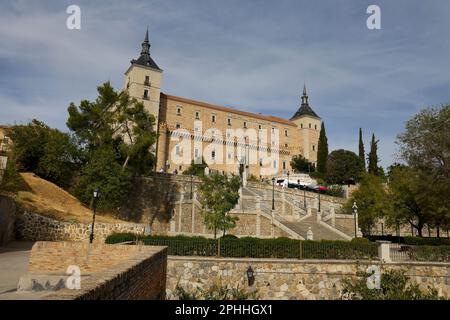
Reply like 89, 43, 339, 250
122, 155, 130, 171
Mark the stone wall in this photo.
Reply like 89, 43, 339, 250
0, 195, 16, 246
167, 256, 450, 300
15, 210, 146, 243
21, 242, 167, 300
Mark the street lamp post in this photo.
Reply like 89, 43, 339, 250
287, 171, 290, 187
318, 187, 321, 212
303, 186, 306, 208
89, 188, 101, 244
352, 202, 358, 239
272, 177, 275, 211
190, 174, 193, 200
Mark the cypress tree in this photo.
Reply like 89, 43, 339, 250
316, 122, 329, 176
368, 133, 379, 176
358, 128, 366, 172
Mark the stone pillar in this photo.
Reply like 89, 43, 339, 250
377, 241, 392, 263
256, 197, 261, 237
178, 194, 184, 233
307, 227, 313, 240
330, 206, 336, 227
191, 192, 196, 234
316, 210, 322, 222
307, 206, 312, 216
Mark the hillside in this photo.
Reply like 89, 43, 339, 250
15, 173, 127, 224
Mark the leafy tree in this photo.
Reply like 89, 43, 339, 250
183, 157, 208, 177
198, 173, 241, 238
67, 82, 157, 174
325, 149, 361, 184
71, 146, 132, 211
10, 120, 80, 188
341, 269, 440, 300
290, 155, 314, 174
344, 174, 387, 236
316, 122, 328, 176
358, 128, 366, 172
367, 133, 379, 176
386, 166, 435, 237
397, 105, 450, 182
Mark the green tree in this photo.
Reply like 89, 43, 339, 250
387, 166, 435, 237
290, 155, 314, 174
341, 269, 440, 300
183, 157, 208, 177
67, 82, 157, 174
198, 173, 241, 238
10, 120, 80, 188
71, 146, 132, 211
367, 133, 379, 176
358, 128, 366, 172
316, 122, 328, 176
344, 174, 387, 236
325, 149, 361, 184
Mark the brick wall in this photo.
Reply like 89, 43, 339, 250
24, 242, 167, 300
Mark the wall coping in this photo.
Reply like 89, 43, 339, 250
167, 255, 450, 267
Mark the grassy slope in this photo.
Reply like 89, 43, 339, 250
15, 172, 127, 224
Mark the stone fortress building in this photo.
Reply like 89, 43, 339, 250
124, 30, 322, 177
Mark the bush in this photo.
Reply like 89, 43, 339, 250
351, 237, 371, 243
409, 246, 450, 262
403, 236, 450, 246
105, 233, 379, 260
324, 185, 345, 198
220, 234, 238, 240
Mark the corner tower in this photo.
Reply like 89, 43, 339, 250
124, 28, 163, 128
290, 85, 322, 165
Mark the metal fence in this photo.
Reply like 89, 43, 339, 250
390, 244, 450, 262
140, 238, 379, 260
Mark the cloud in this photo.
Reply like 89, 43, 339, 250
1, 0, 450, 169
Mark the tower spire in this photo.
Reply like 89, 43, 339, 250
302, 83, 309, 105
141, 27, 150, 56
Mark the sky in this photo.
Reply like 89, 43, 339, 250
1, 0, 450, 169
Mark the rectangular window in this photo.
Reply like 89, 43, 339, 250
144, 76, 150, 85
212, 150, 216, 160
176, 106, 182, 115
227, 118, 232, 126
175, 123, 181, 129
259, 124, 262, 130
243, 121, 247, 128
195, 111, 200, 120
212, 114, 216, 123
312, 145, 316, 151
301, 123, 303, 128
309, 123, 312, 128
283, 161, 286, 170
143, 89, 149, 99
315, 124, 318, 130
285, 129, 288, 137
259, 159, 263, 167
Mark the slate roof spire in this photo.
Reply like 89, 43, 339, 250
291, 84, 320, 120
131, 28, 162, 71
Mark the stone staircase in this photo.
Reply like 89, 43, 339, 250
243, 186, 352, 241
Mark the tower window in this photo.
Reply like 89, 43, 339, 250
143, 89, 149, 100
259, 124, 262, 130
301, 123, 303, 129
144, 76, 150, 85
212, 114, 216, 123
243, 121, 247, 128
211, 150, 216, 160
312, 145, 316, 151
309, 123, 312, 128
283, 161, 286, 170
228, 118, 232, 126
315, 124, 317, 130
175, 123, 181, 129
285, 143, 288, 148
195, 111, 200, 120
176, 107, 182, 115
285, 129, 288, 137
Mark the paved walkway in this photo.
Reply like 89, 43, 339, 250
0, 242, 34, 299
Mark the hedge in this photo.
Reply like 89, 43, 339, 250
105, 233, 379, 260
367, 235, 450, 246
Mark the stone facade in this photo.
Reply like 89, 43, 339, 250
167, 256, 450, 300
20, 242, 168, 300
15, 210, 145, 243
124, 31, 322, 178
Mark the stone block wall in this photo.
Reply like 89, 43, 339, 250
24, 242, 167, 300
167, 257, 450, 300
16, 210, 145, 243
0, 195, 16, 246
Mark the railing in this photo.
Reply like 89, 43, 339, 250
135, 238, 380, 260
390, 244, 450, 262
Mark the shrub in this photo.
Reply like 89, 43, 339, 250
173, 282, 259, 300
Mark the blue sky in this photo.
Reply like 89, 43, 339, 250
1, 0, 450, 169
